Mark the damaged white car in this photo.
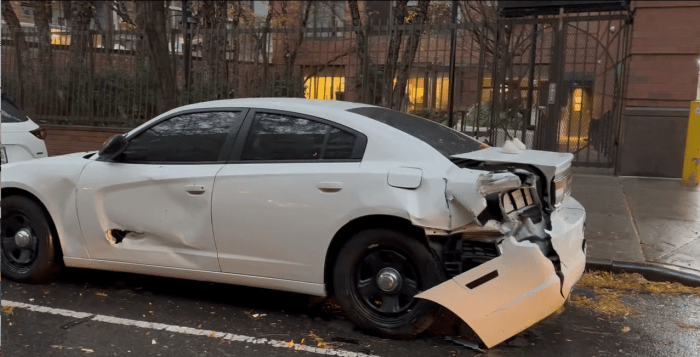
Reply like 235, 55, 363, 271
1, 98, 585, 348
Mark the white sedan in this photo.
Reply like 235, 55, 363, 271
1, 95, 48, 165
1, 98, 585, 348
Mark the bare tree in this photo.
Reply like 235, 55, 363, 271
199, 1, 228, 83
348, 0, 366, 102
31, 1, 53, 80
139, 1, 177, 113
280, 1, 313, 79
460, 1, 533, 134
381, 0, 430, 110
70, 1, 95, 65
391, 0, 430, 110
2, 1, 30, 98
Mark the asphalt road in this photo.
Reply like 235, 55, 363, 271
2, 268, 700, 357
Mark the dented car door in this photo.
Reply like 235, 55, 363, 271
76, 111, 246, 271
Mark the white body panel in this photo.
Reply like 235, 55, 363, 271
1, 120, 48, 164
416, 197, 586, 348
76, 161, 223, 271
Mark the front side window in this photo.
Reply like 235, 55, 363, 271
241, 112, 358, 161
121, 111, 243, 163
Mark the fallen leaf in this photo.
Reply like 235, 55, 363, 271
677, 321, 700, 330
301, 338, 305, 344
80, 348, 94, 353
95, 292, 107, 297
2, 306, 14, 315
621, 326, 630, 333
566, 339, 573, 342
288, 340, 294, 347
209, 332, 217, 338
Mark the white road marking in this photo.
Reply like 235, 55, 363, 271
2, 299, 380, 357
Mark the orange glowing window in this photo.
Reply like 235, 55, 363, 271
573, 88, 583, 112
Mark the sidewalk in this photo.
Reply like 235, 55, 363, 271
573, 173, 700, 283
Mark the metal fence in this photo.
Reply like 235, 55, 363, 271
1, 11, 630, 167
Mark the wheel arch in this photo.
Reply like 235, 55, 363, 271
1, 187, 64, 264
324, 214, 429, 296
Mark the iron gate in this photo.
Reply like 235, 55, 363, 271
478, 11, 632, 168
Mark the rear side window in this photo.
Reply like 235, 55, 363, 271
121, 111, 242, 163
347, 107, 486, 158
241, 112, 358, 161
1, 98, 29, 123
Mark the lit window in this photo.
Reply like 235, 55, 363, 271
435, 76, 450, 109
51, 29, 71, 45
305, 69, 345, 100
573, 88, 582, 112
407, 76, 425, 110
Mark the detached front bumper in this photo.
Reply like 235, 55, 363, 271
417, 198, 586, 348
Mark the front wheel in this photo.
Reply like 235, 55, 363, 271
333, 228, 445, 339
1, 195, 61, 282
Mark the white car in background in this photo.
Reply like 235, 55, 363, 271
1, 95, 48, 165
1, 98, 585, 348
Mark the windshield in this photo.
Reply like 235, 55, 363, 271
1, 97, 30, 123
347, 106, 487, 158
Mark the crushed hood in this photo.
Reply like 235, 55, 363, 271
452, 148, 573, 181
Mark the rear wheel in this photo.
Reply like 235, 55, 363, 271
1, 195, 61, 282
333, 228, 445, 339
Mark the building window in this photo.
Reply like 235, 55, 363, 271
573, 88, 583, 112
305, 68, 345, 100
307, 1, 345, 37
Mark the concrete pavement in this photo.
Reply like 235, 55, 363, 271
573, 173, 700, 283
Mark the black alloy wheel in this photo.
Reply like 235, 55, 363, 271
1, 195, 61, 282
333, 228, 445, 339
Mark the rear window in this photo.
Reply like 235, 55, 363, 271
1, 97, 29, 123
347, 107, 485, 157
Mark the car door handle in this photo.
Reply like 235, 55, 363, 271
317, 182, 343, 193
185, 184, 206, 194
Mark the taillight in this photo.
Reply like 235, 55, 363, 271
30, 128, 47, 140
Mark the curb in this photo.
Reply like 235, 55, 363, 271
585, 259, 700, 288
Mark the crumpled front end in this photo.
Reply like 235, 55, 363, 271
418, 159, 585, 348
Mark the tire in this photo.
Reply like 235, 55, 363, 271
333, 228, 445, 339
1, 195, 61, 283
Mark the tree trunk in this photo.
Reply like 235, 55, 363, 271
70, 1, 95, 66
141, 1, 177, 114
200, 1, 228, 83
391, 0, 430, 110
381, 0, 408, 108
2, 1, 30, 103
284, 1, 313, 79
259, 2, 274, 95
32, 1, 53, 79
348, 0, 366, 102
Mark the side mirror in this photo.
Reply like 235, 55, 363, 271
98, 134, 128, 161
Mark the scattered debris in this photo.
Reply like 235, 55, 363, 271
95, 292, 108, 297
579, 271, 700, 296
60, 315, 94, 330
572, 271, 700, 316
571, 294, 636, 316
621, 326, 631, 333
80, 348, 94, 354
677, 321, 700, 330
444, 336, 486, 353
331, 337, 359, 345
309, 331, 327, 348
152, 339, 157, 345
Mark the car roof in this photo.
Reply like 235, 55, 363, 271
174, 98, 372, 113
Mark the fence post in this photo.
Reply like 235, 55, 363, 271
447, 0, 458, 128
